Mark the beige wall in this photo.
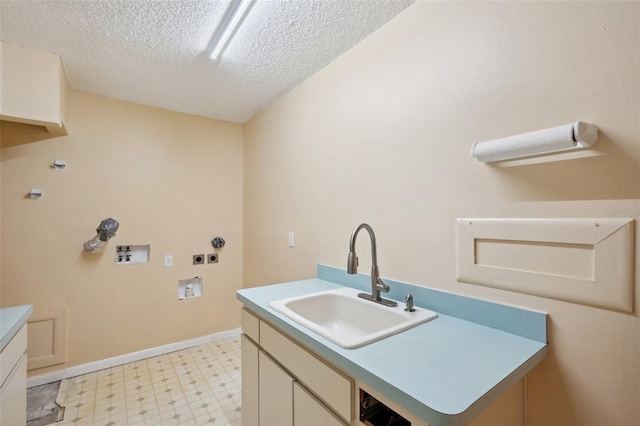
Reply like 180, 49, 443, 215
0, 41, 3, 307
244, 2, 639, 425
1, 90, 244, 375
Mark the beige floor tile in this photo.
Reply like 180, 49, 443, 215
158, 400, 177, 414
194, 412, 213, 425
226, 410, 241, 421
190, 405, 209, 420
76, 417, 95, 426
126, 404, 144, 417
92, 412, 111, 424
207, 406, 226, 419
154, 396, 174, 408
172, 397, 190, 410
179, 410, 196, 422
61, 407, 78, 420
127, 413, 145, 424
141, 406, 161, 417
51, 336, 242, 426
213, 417, 231, 426
109, 409, 128, 421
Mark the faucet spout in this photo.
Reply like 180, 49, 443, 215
347, 224, 397, 307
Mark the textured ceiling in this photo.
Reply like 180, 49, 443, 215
0, 0, 414, 123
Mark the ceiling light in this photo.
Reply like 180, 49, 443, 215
208, 0, 255, 61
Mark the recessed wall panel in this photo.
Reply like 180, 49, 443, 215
456, 218, 634, 312
474, 239, 595, 280
27, 308, 67, 370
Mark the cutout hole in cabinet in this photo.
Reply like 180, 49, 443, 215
360, 389, 410, 426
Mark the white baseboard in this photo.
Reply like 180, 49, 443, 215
27, 328, 241, 388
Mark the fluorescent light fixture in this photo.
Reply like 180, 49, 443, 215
208, 0, 255, 61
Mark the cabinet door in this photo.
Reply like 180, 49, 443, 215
0, 354, 27, 426
293, 382, 346, 426
241, 335, 259, 426
260, 321, 353, 422
259, 351, 293, 426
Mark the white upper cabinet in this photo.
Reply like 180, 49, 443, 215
0, 41, 68, 135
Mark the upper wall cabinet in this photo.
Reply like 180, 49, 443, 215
0, 41, 68, 135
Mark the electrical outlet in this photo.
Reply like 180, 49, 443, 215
193, 254, 205, 265
207, 253, 219, 264
164, 255, 173, 267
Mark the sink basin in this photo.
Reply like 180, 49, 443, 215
269, 287, 438, 349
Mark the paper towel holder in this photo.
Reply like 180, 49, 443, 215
471, 121, 599, 163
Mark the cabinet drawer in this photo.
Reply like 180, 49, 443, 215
241, 308, 260, 343
260, 321, 353, 422
0, 325, 27, 387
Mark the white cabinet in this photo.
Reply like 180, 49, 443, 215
293, 382, 345, 426
0, 354, 27, 426
241, 308, 349, 426
0, 41, 68, 134
258, 351, 293, 426
241, 335, 259, 426
0, 324, 28, 426
240, 308, 430, 426
259, 321, 352, 421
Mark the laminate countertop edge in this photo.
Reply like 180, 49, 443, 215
1, 305, 33, 352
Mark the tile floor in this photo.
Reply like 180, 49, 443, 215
51, 335, 242, 426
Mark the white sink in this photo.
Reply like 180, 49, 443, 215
269, 287, 438, 349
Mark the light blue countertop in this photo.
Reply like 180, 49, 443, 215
0, 305, 33, 352
237, 266, 548, 426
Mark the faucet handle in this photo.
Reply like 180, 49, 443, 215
405, 294, 415, 312
376, 277, 390, 293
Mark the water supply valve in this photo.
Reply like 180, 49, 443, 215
84, 218, 119, 254
211, 237, 225, 249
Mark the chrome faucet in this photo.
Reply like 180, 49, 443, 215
347, 223, 397, 307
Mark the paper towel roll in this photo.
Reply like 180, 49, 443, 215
470, 122, 597, 163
